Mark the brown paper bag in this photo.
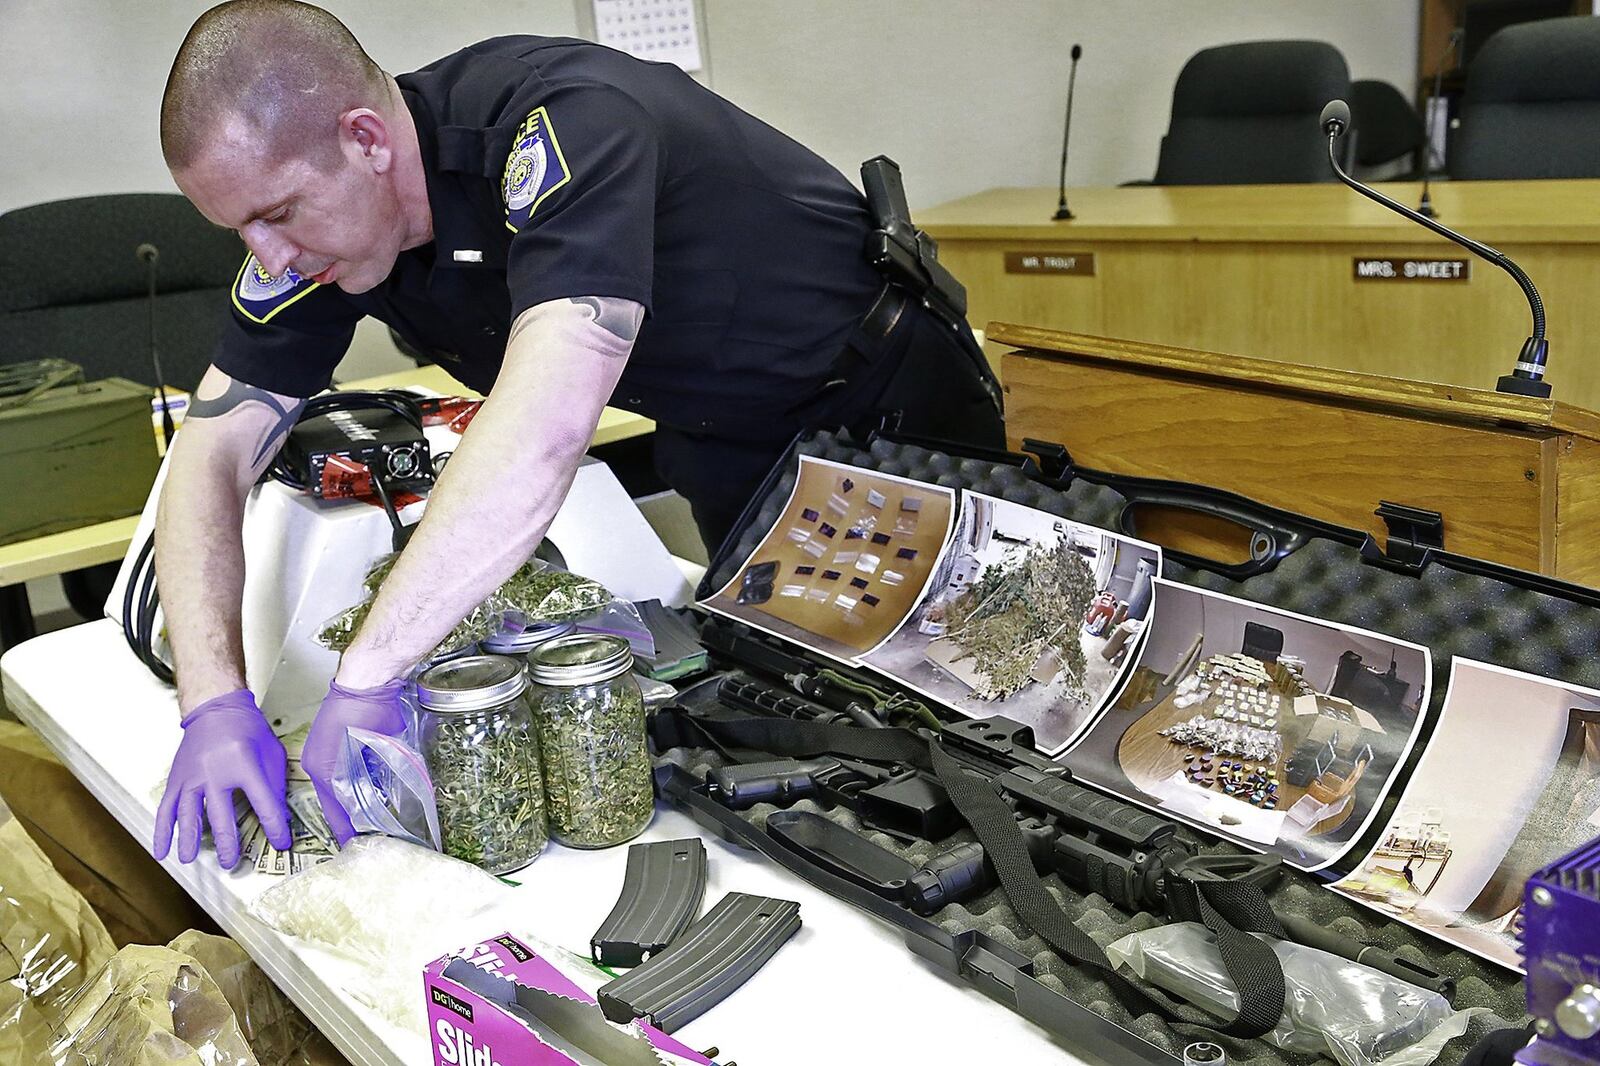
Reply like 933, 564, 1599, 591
0, 721, 213, 947
0, 790, 117, 1064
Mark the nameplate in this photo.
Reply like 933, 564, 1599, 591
1352, 257, 1471, 282
1005, 251, 1096, 276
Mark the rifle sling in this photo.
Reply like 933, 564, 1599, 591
672, 710, 1288, 1039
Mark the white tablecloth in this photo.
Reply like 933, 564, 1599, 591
4, 618, 1104, 1066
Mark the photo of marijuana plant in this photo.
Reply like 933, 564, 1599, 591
864, 492, 1161, 755
942, 538, 1097, 701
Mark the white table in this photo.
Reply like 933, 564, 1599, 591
4, 619, 1105, 1066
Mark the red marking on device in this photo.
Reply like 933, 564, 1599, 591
320, 454, 373, 499
320, 455, 424, 508
419, 396, 483, 434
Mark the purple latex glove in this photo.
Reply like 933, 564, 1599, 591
153, 689, 292, 869
301, 678, 409, 846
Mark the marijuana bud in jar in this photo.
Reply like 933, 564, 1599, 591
527, 634, 654, 848
416, 655, 548, 873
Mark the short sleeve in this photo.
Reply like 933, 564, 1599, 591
210, 254, 360, 397
498, 84, 660, 320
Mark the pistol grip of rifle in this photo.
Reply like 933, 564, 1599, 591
706, 759, 833, 810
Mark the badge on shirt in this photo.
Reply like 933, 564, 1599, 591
502, 106, 571, 233
231, 255, 318, 324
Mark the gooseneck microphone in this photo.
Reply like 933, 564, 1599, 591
136, 243, 177, 447
1417, 27, 1462, 219
1319, 100, 1551, 398
1052, 43, 1083, 221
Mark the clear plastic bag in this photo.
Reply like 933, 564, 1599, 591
247, 837, 512, 1033
165, 931, 344, 1065
0, 793, 116, 1063
317, 555, 617, 661
1107, 922, 1484, 1066
634, 673, 678, 709
574, 600, 655, 659
493, 558, 613, 622
49, 943, 261, 1065
1, 789, 333, 1065
332, 727, 442, 850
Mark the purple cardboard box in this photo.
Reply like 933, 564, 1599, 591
425, 933, 713, 1066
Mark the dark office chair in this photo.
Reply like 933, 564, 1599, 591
1152, 40, 1351, 185
1240, 622, 1284, 663
1452, 15, 1600, 180
0, 194, 242, 626
0, 193, 243, 392
1349, 79, 1428, 179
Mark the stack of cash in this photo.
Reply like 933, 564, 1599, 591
235, 725, 337, 876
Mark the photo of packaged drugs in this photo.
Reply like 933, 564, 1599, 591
702, 455, 954, 660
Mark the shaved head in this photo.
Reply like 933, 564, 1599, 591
162, 0, 388, 172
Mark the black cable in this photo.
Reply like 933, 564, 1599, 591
128, 389, 429, 683
121, 533, 174, 684
369, 471, 415, 551
137, 556, 170, 684
121, 533, 152, 660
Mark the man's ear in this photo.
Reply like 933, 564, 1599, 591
341, 108, 391, 172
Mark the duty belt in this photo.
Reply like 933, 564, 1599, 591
859, 283, 909, 342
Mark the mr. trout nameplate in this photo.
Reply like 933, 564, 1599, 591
1352, 257, 1471, 282
1004, 251, 1096, 276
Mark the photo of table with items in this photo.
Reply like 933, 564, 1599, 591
1064, 578, 1431, 870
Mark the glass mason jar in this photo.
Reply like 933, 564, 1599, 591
402, 639, 480, 736
416, 654, 548, 874
480, 619, 577, 660
527, 634, 654, 848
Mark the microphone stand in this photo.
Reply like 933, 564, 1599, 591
136, 244, 177, 448
1320, 101, 1551, 398
1053, 43, 1083, 221
1417, 28, 1461, 219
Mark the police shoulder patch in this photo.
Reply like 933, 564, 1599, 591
232, 255, 319, 324
502, 106, 571, 233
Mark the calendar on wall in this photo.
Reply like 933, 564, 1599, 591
592, 0, 704, 73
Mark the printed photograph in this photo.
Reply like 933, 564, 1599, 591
701, 455, 955, 660
861, 492, 1160, 754
1333, 659, 1600, 970
1061, 579, 1431, 871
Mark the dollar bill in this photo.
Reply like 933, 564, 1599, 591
287, 785, 337, 854
281, 724, 312, 783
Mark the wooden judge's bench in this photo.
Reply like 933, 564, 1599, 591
923, 181, 1600, 411
992, 322, 1600, 587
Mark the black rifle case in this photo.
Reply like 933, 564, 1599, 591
645, 427, 1593, 1066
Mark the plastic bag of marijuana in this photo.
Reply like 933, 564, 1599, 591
489, 558, 614, 625
317, 554, 614, 659
248, 837, 511, 1032
315, 552, 497, 656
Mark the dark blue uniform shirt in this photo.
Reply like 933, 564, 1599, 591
214, 36, 882, 442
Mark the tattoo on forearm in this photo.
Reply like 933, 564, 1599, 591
188, 379, 307, 466
569, 296, 642, 344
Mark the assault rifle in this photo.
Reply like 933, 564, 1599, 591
650, 618, 1452, 1000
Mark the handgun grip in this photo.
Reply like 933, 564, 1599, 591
861, 155, 912, 235
705, 758, 834, 810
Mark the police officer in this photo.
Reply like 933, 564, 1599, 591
151, 0, 1003, 866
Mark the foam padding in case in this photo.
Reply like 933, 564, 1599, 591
673, 431, 1570, 1066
